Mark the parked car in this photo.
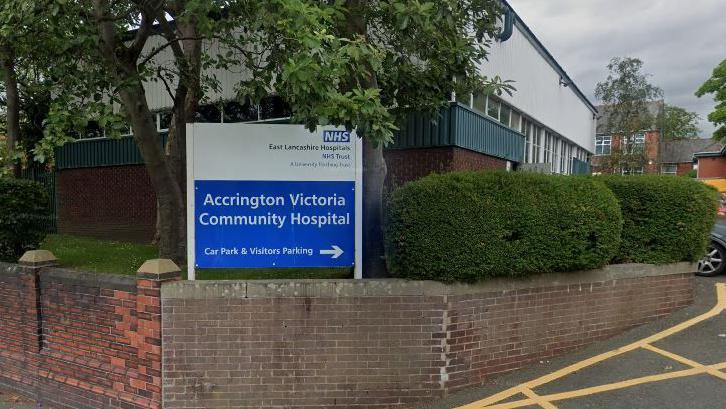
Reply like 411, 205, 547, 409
696, 196, 726, 276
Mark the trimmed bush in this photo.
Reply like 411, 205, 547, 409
599, 175, 718, 264
385, 171, 623, 282
0, 178, 50, 261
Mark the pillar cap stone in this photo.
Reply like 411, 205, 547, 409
18, 250, 58, 267
137, 259, 182, 280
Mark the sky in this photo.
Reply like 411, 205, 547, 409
508, 0, 726, 137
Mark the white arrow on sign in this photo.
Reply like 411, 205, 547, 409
320, 245, 344, 259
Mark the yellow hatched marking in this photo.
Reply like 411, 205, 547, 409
520, 387, 558, 409
478, 362, 726, 409
641, 344, 726, 381
455, 283, 726, 409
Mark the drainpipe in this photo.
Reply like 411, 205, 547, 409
497, 8, 515, 42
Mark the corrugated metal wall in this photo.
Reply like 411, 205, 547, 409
571, 158, 592, 175
57, 106, 525, 170
391, 103, 525, 163
56, 134, 167, 170
478, 23, 596, 153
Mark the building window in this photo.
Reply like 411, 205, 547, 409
661, 164, 678, 175
533, 126, 542, 162
522, 119, 532, 163
500, 105, 511, 127
510, 111, 521, 131
543, 131, 553, 165
560, 141, 567, 174
473, 93, 487, 113
487, 97, 501, 120
157, 111, 172, 132
195, 104, 222, 123
622, 133, 645, 153
595, 135, 611, 155
622, 167, 644, 175
223, 99, 259, 123
82, 120, 105, 139
259, 95, 292, 120
456, 92, 471, 107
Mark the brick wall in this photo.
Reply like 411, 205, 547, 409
384, 147, 507, 188
57, 165, 157, 243
0, 262, 177, 409
161, 264, 694, 408
698, 156, 726, 179
591, 131, 661, 175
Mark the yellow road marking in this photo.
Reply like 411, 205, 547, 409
481, 364, 726, 409
641, 344, 726, 381
455, 283, 726, 409
520, 387, 558, 409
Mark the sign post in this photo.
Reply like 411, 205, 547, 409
186, 124, 363, 280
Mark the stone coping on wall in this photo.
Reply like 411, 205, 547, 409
162, 262, 696, 299
0, 262, 137, 293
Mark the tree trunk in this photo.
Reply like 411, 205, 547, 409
343, 0, 389, 277
362, 139, 388, 277
92, 0, 186, 263
158, 12, 202, 264
1, 44, 21, 178
118, 82, 186, 263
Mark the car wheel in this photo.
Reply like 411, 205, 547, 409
696, 242, 726, 277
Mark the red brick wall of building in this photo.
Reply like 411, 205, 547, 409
162, 270, 693, 408
0, 262, 174, 409
698, 156, 726, 179
57, 165, 157, 243
676, 162, 694, 176
384, 147, 507, 189
591, 131, 661, 174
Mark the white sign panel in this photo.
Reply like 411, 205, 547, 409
186, 124, 363, 279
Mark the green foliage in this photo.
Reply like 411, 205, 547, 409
384, 171, 623, 282
684, 169, 697, 178
0, 177, 49, 261
595, 57, 663, 173
696, 59, 726, 141
600, 175, 717, 264
225, 0, 514, 145
661, 104, 701, 140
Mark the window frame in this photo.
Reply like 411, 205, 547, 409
595, 135, 612, 155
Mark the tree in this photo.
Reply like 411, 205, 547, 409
660, 104, 701, 140
26, 0, 511, 272
222, 0, 512, 276
595, 57, 663, 173
696, 59, 726, 141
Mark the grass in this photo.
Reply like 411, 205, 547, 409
40, 234, 352, 280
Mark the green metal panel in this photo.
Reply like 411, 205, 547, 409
55, 134, 168, 170
391, 103, 525, 163
571, 158, 591, 175
452, 104, 524, 162
392, 108, 452, 149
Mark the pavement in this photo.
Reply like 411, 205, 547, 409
422, 275, 726, 409
0, 388, 36, 409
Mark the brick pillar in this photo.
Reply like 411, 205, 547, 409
136, 259, 181, 409
17, 250, 58, 353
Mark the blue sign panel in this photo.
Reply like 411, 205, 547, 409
194, 180, 355, 268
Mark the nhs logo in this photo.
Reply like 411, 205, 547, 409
323, 130, 351, 143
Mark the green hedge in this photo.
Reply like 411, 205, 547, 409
600, 175, 718, 264
0, 178, 50, 262
385, 171, 623, 282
